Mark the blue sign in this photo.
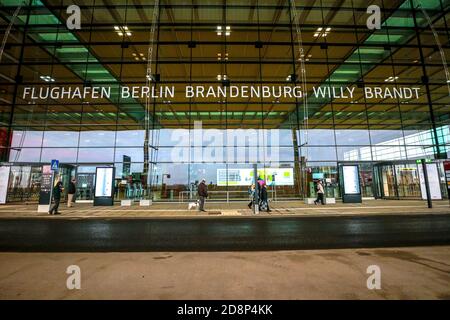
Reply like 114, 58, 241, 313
51, 160, 59, 171
312, 173, 325, 180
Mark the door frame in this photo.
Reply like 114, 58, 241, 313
372, 160, 423, 200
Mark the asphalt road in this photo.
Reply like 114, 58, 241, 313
0, 214, 449, 252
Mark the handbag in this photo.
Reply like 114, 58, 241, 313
259, 200, 268, 211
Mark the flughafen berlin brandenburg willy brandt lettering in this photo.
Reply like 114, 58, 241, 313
22, 85, 421, 101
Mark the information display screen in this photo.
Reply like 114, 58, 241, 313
342, 165, 360, 195
217, 168, 294, 186
38, 165, 53, 205
312, 173, 324, 180
95, 167, 114, 197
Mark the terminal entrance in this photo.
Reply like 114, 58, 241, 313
5, 164, 75, 203
374, 162, 424, 199
1, 160, 447, 204
76, 172, 95, 201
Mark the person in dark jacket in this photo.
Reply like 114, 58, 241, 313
248, 184, 256, 209
197, 178, 208, 212
259, 183, 271, 213
67, 178, 76, 208
49, 177, 64, 215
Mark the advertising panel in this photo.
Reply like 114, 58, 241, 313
342, 165, 360, 195
95, 167, 114, 197
444, 161, 450, 198
217, 168, 294, 186
418, 163, 442, 200
0, 166, 10, 204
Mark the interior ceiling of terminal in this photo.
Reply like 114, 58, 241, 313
0, 0, 449, 130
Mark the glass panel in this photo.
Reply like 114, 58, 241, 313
380, 165, 397, 198
395, 164, 421, 198
1, 0, 448, 203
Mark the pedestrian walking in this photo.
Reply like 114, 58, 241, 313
49, 177, 64, 215
67, 177, 76, 208
314, 180, 325, 205
248, 184, 256, 209
197, 178, 208, 212
259, 183, 271, 213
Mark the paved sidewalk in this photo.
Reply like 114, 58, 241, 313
0, 246, 449, 299
0, 199, 449, 218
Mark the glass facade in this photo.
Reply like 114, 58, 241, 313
0, 0, 449, 202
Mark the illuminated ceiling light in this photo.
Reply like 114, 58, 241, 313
217, 74, 227, 81
384, 76, 399, 82
216, 25, 231, 36
314, 27, 331, 38
217, 52, 229, 61
298, 53, 308, 61
133, 52, 145, 60
286, 75, 292, 81
40, 75, 55, 82
114, 25, 132, 37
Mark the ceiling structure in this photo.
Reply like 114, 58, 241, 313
0, 0, 449, 131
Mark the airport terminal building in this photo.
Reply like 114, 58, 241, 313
0, 0, 449, 204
